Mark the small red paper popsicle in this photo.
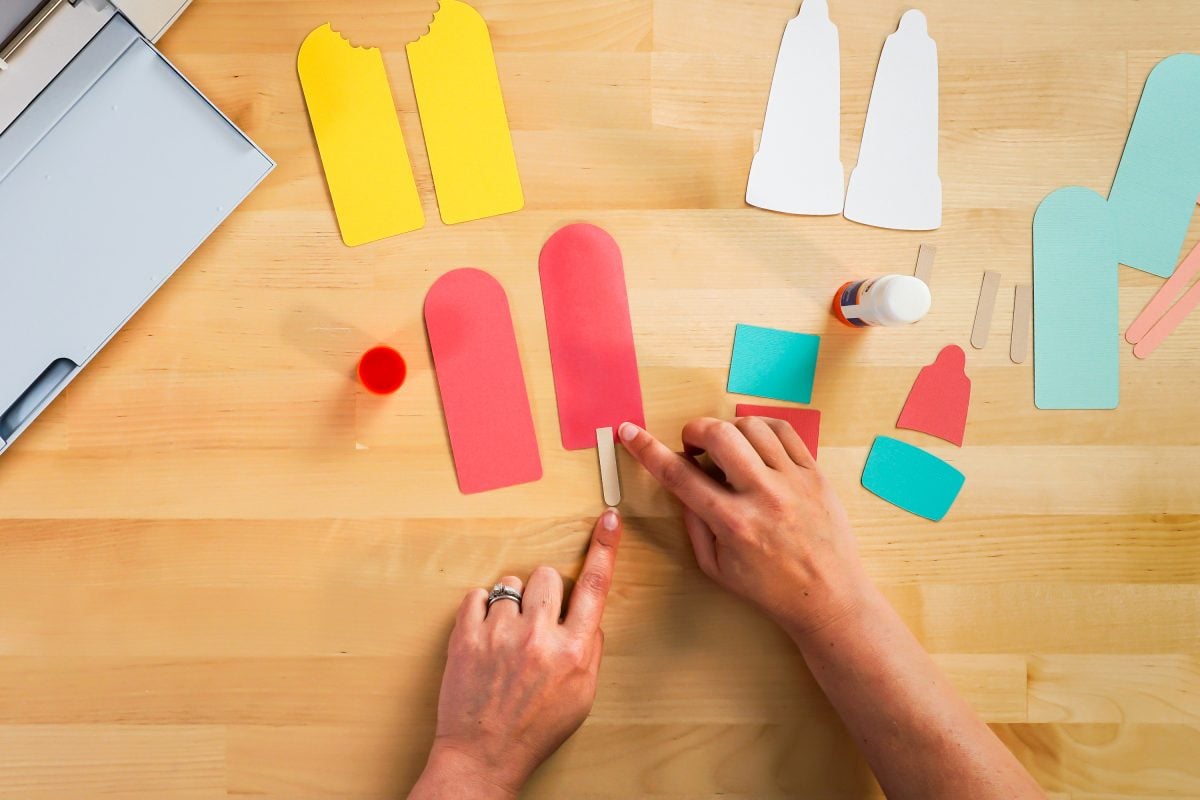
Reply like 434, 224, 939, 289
539, 223, 646, 450
735, 404, 821, 459
896, 345, 971, 447
425, 268, 542, 494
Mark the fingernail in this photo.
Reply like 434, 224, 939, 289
602, 508, 620, 530
618, 422, 639, 442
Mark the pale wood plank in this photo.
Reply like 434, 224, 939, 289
1028, 656, 1200, 724
0, 726, 225, 798
995, 723, 1200, 797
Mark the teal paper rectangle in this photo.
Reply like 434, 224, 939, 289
861, 436, 964, 522
1108, 54, 1200, 278
727, 324, 820, 404
1033, 187, 1119, 410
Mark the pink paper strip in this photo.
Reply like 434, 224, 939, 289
1127, 241, 1200, 345
539, 224, 646, 450
1134, 278, 1200, 358
425, 269, 542, 494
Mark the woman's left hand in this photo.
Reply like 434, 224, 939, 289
409, 508, 624, 800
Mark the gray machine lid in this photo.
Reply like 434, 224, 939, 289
0, 14, 273, 453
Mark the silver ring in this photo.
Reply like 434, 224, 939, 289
487, 582, 522, 609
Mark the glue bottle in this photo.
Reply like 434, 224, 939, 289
833, 274, 931, 327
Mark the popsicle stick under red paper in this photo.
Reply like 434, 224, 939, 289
1126, 241, 1200, 345
425, 268, 542, 494
539, 223, 646, 450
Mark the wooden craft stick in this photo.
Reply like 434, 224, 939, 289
597, 427, 622, 506
1010, 284, 1032, 364
1133, 278, 1200, 358
914, 243, 936, 285
1126, 241, 1200, 345
971, 270, 1001, 350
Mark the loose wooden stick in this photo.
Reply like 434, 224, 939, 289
1010, 284, 1032, 364
915, 244, 937, 285
971, 270, 1001, 350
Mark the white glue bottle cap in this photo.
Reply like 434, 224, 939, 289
838, 274, 932, 327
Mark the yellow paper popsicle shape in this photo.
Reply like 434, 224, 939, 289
298, 24, 424, 246
407, 0, 524, 225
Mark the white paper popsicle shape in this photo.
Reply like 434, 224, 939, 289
844, 9, 941, 231
746, 0, 844, 215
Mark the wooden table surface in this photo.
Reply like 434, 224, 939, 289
2, 0, 1199, 797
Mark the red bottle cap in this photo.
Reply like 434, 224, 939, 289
358, 346, 407, 395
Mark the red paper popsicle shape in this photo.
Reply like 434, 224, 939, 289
896, 344, 971, 447
425, 268, 542, 494
539, 223, 646, 450
735, 404, 821, 459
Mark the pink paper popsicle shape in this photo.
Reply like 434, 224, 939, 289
735, 404, 821, 459
1127, 241, 1200, 347
1134, 279, 1200, 358
539, 223, 646, 450
425, 268, 542, 494
896, 345, 971, 446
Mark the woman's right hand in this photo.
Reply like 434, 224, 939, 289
622, 418, 1050, 800
618, 418, 869, 635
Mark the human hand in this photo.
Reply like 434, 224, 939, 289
409, 509, 623, 800
619, 418, 867, 635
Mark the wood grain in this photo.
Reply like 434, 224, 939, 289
0, 0, 1198, 796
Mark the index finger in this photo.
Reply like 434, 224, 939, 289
682, 417, 767, 489
618, 423, 726, 516
566, 508, 623, 634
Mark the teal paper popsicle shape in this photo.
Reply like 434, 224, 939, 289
1108, 54, 1200, 278
727, 324, 820, 404
1033, 187, 1119, 410
861, 436, 964, 522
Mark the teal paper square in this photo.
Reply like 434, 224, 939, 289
727, 324, 820, 404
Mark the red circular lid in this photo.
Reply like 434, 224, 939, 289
357, 346, 407, 395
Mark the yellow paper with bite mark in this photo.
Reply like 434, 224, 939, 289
298, 24, 424, 246
407, 0, 524, 225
